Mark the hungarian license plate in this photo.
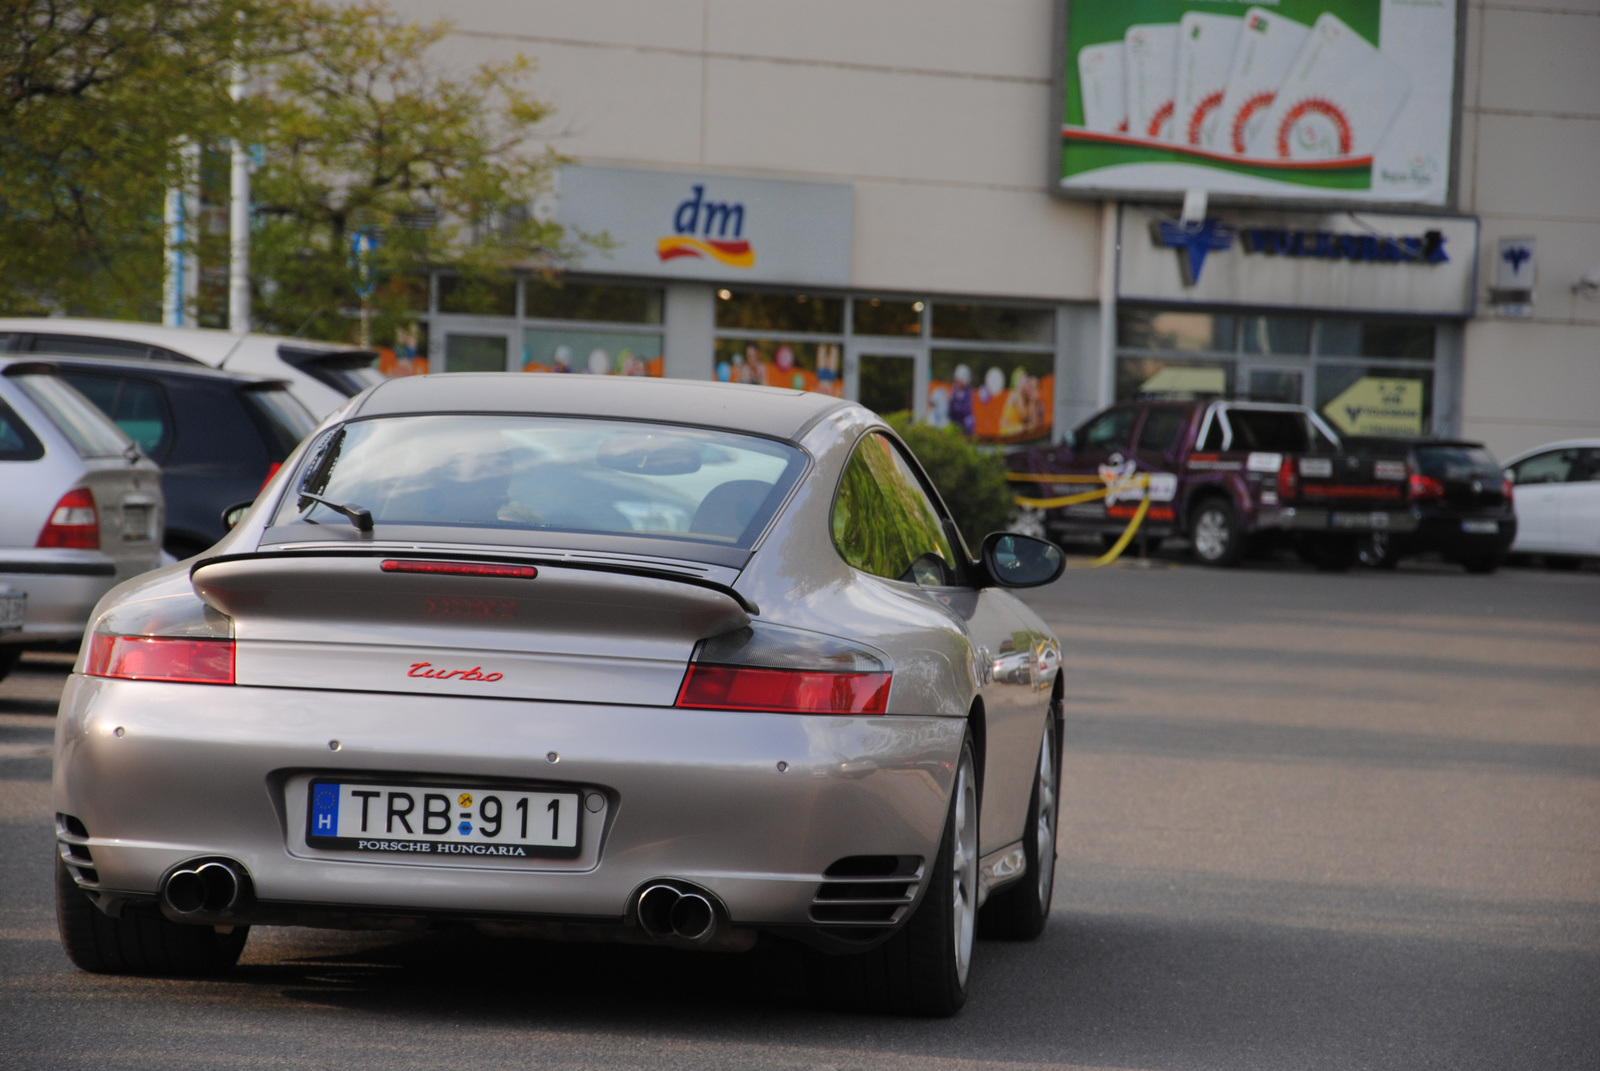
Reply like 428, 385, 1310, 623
306, 781, 581, 859
121, 504, 152, 542
1461, 519, 1499, 534
0, 589, 24, 632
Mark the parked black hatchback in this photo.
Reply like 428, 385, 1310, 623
19, 356, 318, 559
1350, 438, 1517, 573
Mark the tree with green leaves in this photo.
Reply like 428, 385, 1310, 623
0, 0, 576, 341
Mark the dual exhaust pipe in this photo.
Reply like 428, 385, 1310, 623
163, 860, 246, 916
636, 883, 717, 943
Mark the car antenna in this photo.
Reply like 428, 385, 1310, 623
298, 492, 373, 532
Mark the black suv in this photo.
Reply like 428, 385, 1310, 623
16, 356, 317, 559
1349, 438, 1517, 573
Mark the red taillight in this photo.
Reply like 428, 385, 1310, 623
676, 665, 891, 715
381, 559, 538, 579
258, 461, 282, 493
1502, 477, 1514, 505
86, 634, 235, 684
1408, 472, 1445, 500
37, 487, 99, 549
1277, 457, 1298, 501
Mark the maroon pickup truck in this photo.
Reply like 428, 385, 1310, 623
1007, 400, 1415, 569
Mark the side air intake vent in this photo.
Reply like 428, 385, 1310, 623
56, 813, 98, 887
810, 855, 923, 925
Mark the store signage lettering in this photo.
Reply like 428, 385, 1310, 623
1152, 215, 1449, 287
1238, 227, 1448, 264
657, 185, 755, 268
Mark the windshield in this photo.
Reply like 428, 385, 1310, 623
12, 374, 133, 457
273, 415, 806, 549
1414, 445, 1502, 480
243, 386, 317, 456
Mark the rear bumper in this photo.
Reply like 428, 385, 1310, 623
1254, 506, 1419, 534
53, 676, 963, 931
1384, 514, 1518, 558
0, 553, 129, 646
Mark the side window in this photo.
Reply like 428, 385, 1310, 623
1511, 450, 1578, 485
1581, 449, 1600, 482
26, 334, 152, 359
0, 398, 45, 461
57, 373, 175, 458
833, 432, 960, 587
1136, 408, 1188, 453
1077, 407, 1137, 451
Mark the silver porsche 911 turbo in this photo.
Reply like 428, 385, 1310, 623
53, 374, 1064, 1016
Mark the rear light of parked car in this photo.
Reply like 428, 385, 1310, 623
676, 622, 892, 715
1501, 477, 1514, 505
258, 461, 282, 493
84, 594, 235, 685
86, 635, 234, 684
37, 487, 99, 549
1407, 471, 1446, 501
1277, 457, 1298, 502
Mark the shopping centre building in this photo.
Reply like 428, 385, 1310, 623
383, 0, 1599, 459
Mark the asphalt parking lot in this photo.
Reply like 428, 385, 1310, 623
2, 556, 1597, 1071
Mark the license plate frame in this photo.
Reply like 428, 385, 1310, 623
0, 590, 24, 632
305, 779, 583, 860
121, 504, 153, 543
1461, 519, 1500, 535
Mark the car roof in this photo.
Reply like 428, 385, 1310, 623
351, 373, 852, 443
0, 316, 358, 362
0, 353, 289, 388
1503, 439, 1600, 463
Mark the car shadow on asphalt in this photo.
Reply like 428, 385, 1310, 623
195, 903, 1600, 1071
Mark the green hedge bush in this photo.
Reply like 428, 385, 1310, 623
885, 412, 1015, 552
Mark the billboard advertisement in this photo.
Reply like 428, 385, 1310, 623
1055, 0, 1460, 206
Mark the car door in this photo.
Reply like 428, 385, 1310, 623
1508, 448, 1583, 552
833, 431, 1047, 855
1568, 450, 1600, 555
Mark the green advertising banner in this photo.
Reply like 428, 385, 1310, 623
1057, 0, 1458, 205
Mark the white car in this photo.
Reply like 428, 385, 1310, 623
0, 318, 383, 419
1503, 439, 1600, 566
0, 363, 164, 680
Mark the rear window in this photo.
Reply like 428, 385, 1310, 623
242, 386, 317, 456
274, 415, 807, 549
11, 374, 132, 457
279, 345, 385, 396
1414, 446, 1501, 480
0, 397, 45, 461
1224, 409, 1309, 453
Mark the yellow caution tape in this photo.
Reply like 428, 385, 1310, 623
1010, 472, 1154, 568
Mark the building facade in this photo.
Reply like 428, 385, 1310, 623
381, 0, 1599, 460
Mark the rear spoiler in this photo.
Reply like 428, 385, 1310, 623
192, 548, 761, 616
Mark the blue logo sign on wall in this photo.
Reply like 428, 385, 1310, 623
1150, 218, 1236, 286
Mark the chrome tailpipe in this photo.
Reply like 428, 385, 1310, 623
635, 882, 718, 942
163, 860, 244, 915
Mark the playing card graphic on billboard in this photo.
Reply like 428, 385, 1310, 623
1056, 0, 1458, 206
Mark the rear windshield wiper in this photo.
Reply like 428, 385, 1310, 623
298, 493, 373, 532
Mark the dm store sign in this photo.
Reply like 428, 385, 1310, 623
553, 166, 852, 287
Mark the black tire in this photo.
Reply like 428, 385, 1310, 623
1188, 497, 1245, 567
1461, 553, 1502, 575
807, 737, 978, 1017
0, 646, 21, 683
1309, 537, 1359, 572
55, 855, 248, 976
1358, 534, 1400, 570
979, 701, 1060, 940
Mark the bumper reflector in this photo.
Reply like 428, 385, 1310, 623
676, 664, 890, 715
86, 635, 235, 684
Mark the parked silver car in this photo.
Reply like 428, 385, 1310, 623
0, 362, 164, 679
53, 374, 1064, 1016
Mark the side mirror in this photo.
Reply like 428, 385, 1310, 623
222, 501, 254, 530
979, 532, 1065, 588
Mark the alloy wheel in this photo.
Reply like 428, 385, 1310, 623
1034, 719, 1056, 908
951, 748, 978, 987
1194, 508, 1230, 560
